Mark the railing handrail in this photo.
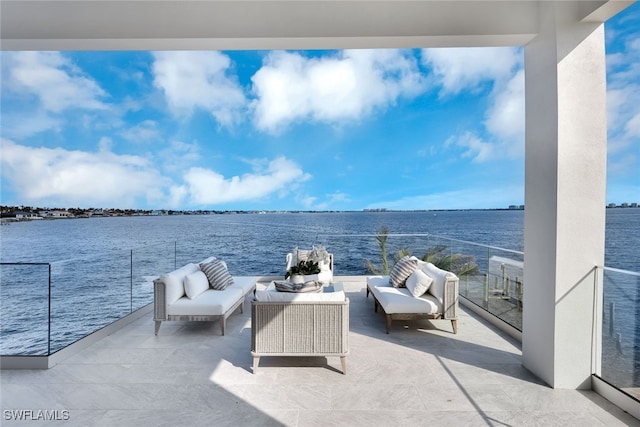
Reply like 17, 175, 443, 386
1, 241, 176, 266
323, 232, 525, 256
0, 262, 51, 265
599, 265, 640, 277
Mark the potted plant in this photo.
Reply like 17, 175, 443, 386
308, 245, 331, 269
285, 259, 321, 284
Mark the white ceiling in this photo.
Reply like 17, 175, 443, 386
0, 1, 634, 51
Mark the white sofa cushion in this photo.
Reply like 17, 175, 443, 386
229, 276, 256, 295
254, 289, 346, 302
389, 255, 418, 288
423, 262, 458, 305
405, 269, 433, 297
200, 259, 234, 290
168, 287, 243, 316
184, 270, 209, 300
371, 284, 441, 314
159, 263, 199, 304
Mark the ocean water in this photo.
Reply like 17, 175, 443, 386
0, 209, 638, 361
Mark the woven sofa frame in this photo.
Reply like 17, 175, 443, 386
153, 281, 246, 336
251, 299, 350, 374
366, 277, 459, 334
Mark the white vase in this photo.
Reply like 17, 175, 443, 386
290, 275, 304, 284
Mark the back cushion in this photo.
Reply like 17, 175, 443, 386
422, 262, 458, 305
160, 263, 199, 304
184, 270, 210, 299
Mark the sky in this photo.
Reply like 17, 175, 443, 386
1, 5, 639, 211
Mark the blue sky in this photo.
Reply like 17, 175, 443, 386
1, 4, 638, 211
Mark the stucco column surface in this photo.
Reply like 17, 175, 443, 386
522, 2, 607, 389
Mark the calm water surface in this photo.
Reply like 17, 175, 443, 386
0, 209, 638, 358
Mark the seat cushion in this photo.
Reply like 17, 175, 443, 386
372, 285, 442, 314
254, 290, 346, 302
367, 276, 390, 288
168, 287, 243, 316
229, 276, 256, 295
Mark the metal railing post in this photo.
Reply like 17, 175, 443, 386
130, 249, 133, 313
48, 263, 52, 356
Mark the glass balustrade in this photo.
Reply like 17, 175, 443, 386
599, 266, 640, 399
0, 263, 50, 356
0, 242, 176, 356
2, 235, 638, 403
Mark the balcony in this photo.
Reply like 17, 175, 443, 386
1, 277, 637, 425
1, 236, 639, 425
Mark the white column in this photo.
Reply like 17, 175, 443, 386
522, 2, 607, 389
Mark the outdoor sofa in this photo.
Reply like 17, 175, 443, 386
153, 257, 256, 335
367, 256, 459, 334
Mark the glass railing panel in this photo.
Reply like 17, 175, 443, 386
600, 267, 640, 393
337, 232, 525, 330
131, 242, 177, 311
458, 243, 523, 330
0, 263, 50, 356
49, 251, 132, 352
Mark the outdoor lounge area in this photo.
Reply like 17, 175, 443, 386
1, 0, 639, 424
1, 277, 637, 426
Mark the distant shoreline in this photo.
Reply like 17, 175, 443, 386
2, 205, 639, 224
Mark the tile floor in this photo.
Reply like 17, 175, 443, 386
1, 280, 638, 426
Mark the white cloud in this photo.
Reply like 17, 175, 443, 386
120, 120, 162, 143
159, 140, 201, 175
423, 47, 524, 163
0, 139, 166, 207
6, 52, 107, 113
485, 69, 525, 145
152, 51, 246, 127
422, 47, 521, 96
173, 156, 311, 206
370, 185, 524, 211
302, 191, 351, 210
0, 138, 310, 209
445, 132, 495, 163
625, 112, 640, 138
251, 49, 425, 133
606, 32, 640, 183
0, 111, 62, 139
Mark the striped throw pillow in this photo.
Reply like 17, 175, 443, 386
199, 259, 234, 290
389, 256, 418, 288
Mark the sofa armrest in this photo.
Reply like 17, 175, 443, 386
153, 279, 168, 321
442, 277, 459, 319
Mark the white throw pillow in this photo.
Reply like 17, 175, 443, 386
184, 270, 209, 299
405, 269, 434, 297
